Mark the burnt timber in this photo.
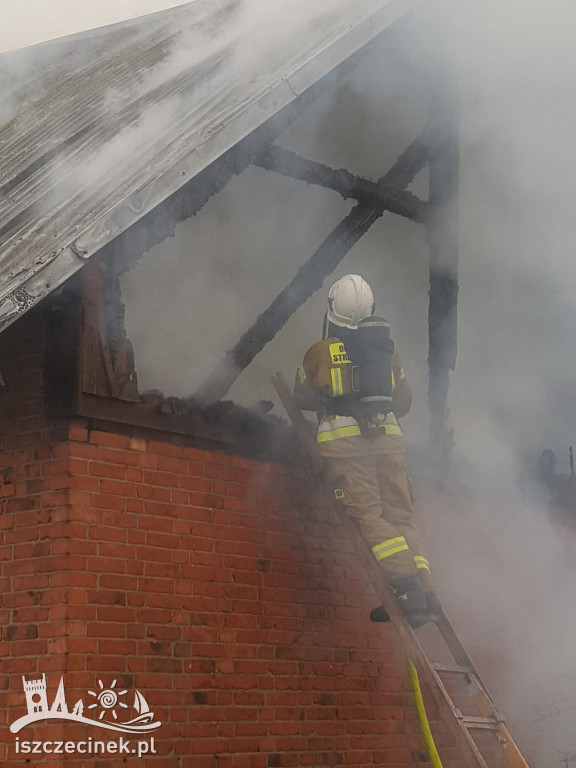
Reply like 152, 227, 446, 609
194, 125, 436, 405
253, 145, 428, 223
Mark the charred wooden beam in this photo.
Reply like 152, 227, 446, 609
380, 122, 433, 189
195, 130, 431, 404
195, 202, 384, 404
426, 75, 459, 462
44, 291, 82, 419
254, 146, 428, 223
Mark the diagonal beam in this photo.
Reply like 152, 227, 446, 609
254, 145, 428, 223
195, 202, 385, 404
194, 128, 431, 404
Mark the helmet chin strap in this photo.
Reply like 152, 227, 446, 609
322, 312, 329, 339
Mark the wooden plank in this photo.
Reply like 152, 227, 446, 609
44, 292, 82, 418
254, 145, 428, 222
81, 261, 118, 398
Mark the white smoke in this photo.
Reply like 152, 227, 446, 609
0, 0, 194, 53
419, 3, 576, 765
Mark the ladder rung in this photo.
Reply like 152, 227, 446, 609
431, 662, 473, 675
461, 715, 501, 727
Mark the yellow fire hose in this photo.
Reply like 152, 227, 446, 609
409, 660, 444, 768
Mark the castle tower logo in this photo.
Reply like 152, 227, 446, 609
11, 676, 161, 735
23, 674, 49, 716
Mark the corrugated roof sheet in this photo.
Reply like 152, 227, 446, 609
0, 0, 420, 333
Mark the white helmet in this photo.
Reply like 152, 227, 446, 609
327, 274, 375, 329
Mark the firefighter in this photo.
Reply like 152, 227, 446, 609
294, 274, 437, 627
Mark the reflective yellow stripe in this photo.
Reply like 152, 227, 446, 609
330, 368, 337, 395
392, 368, 406, 390
372, 537, 405, 552
317, 423, 402, 442
371, 537, 409, 561
414, 556, 430, 572
373, 544, 410, 561
378, 544, 409, 558
330, 367, 343, 396
317, 425, 362, 442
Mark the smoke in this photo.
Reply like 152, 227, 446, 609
115, 1, 576, 764
445, 0, 576, 475
36, 0, 410, 253
417, 485, 576, 766
415, 3, 576, 765
0, 1, 194, 53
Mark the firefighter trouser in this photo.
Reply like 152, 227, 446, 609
322, 442, 432, 591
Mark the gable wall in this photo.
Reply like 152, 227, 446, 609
0, 311, 457, 767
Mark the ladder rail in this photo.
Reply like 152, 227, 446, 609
435, 611, 530, 767
272, 371, 532, 768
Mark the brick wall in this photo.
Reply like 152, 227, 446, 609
0, 313, 456, 767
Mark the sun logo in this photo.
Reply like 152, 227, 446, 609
87, 680, 128, 721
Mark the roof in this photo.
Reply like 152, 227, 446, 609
0, 0, 420, 334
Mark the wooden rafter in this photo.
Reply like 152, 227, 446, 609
254, 145, 428, 223
195, 128, 431, 404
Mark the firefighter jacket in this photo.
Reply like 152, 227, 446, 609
294, 336, 412, 450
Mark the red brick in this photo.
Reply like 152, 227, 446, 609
88, 525, 127, 542
89, 493, 126, 511
89, 461, 127, 479
138, 485, 171, 504
90, 431, 129, 449
68, 424, 88, 442
69, 441, 101, 460
86, 556, 127, 574
138, 577, 175, 594
139, 511, 175, 531
178, 475, 213, 492
126, 467, 144, 482
98, 542, 135, 559
156, 456, 189, 474
99, 574, 138, 590
136, 545, 174, 564
99, 478, 135, 497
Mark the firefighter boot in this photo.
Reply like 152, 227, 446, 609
370, 575, 432, 626
425, 591, 442, 617
390, 574, 431, 628
417, 570, 442, 619
369, 604, 390, 623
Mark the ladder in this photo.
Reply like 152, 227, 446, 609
272, 372, 531, 768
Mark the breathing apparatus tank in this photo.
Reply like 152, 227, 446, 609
355, 315, 393, 419
323, 315, 393, 429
